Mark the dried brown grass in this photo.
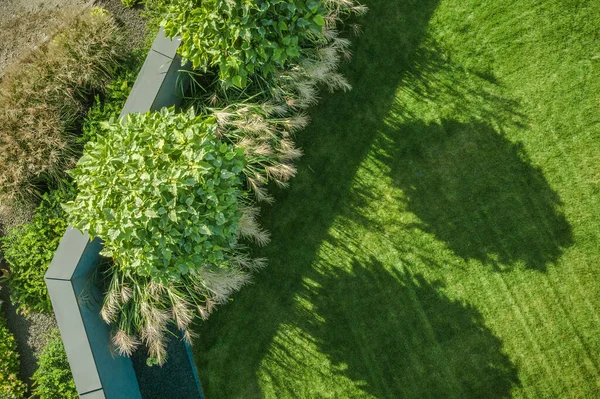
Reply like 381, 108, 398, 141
0, 6, 125, 231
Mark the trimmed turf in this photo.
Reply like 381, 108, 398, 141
192, 0, 600, 397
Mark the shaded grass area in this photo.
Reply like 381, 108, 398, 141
192, 0, 600, 397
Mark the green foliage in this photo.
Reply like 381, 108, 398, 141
66, 108, 245, 283
66, 108, 268, 363
161, 0, 326, 87
31, 330, 77, 399
0, 313, 27, 399
1, 187, 74, 315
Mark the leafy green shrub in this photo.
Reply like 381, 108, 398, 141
0, 312, 27, 399
0, 6, 125, 229
66, 108, 268, 363
176, 0, 366, 201
31, 330, 77, 399
1, 187, 74, 315
67, 108, 246, 281
161, 0, 327, 87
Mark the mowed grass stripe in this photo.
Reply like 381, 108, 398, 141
512, 188, 600, 380
510, 272, 596, 392
476, 199, 571, 392
479, 192, 596, 395
489, 272, 563, 396
549, 267, 600, 359
467, 274, 544, 399
536, 272, 600, 376
403, 268, 464, 396
547, 267, 600, 389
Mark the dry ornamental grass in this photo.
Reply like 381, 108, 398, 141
0, 6, 125, 231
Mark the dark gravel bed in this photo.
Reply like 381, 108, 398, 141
131, 329, 204, 399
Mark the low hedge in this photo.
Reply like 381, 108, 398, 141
1, 188, 73, 315
31, 330, 77, 399
0, 311, 27, 399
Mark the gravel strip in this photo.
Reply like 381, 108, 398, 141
0, 0, 147, 77
0, 282, 57, 386
0, 0, 87, 76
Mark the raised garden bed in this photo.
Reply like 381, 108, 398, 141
45, 28, 202, 399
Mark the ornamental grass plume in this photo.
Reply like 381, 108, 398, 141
112, 329, 140, 357
100, 265, 255, 364
200, 101, 306, 201
238, 207, 271, 246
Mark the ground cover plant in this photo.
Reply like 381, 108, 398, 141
0, 188, 73, 315
0, 6, 125, 231
0, 311, 27, 399
188, 0, 600, 397
0, 3, 152, 389
30, 330, 77, 399
0, 43, 144, 319
81, 59, 142, 144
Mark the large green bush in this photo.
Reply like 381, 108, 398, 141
65, 109, 267, 363
161, 0, 326, 87
67, 108, 245, 282
31, 330, 77, 399
0, 312, 27, 399
1, 187, 73, 315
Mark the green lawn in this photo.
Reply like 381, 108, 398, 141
192, 0, 600, 397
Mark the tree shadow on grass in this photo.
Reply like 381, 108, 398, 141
377, 117, 573, 271
346, 39, 574, 272
189, 0, 549, 395
286, 256, 520, 398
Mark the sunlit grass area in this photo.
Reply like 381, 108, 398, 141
192, 0, 600, 397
